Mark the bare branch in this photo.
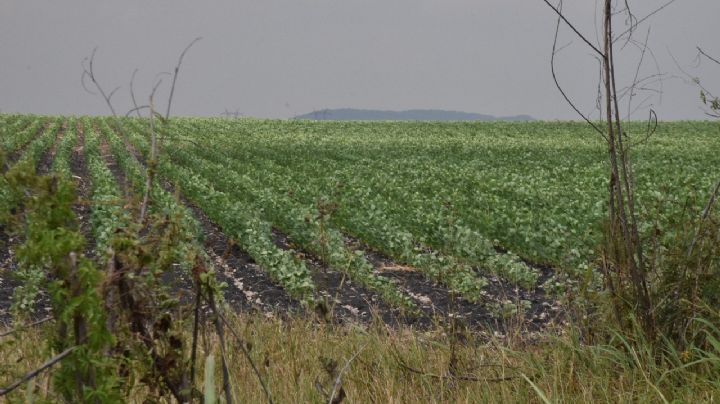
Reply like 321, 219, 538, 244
697, 47, 720, 66
669, 48, 719, 114
686, 180, 720, 259
138, 79, 162, 224
150, 79, 164, 101
166, 37, 202, 119
541, 0, 604, 56
107, 86, 121, 102
394, 353, 516, 383
613, 0, 678, 44
0, 346, 77, 396
125, 105, 150, 118
189, 284, 202, 397
205, 291, 234, 404
81, 47, 118, 117
210, 295, 274, 404
129, 68, 142, 118
626, 27, 651, 119
628, 109, 658, 148
328, 343, 367, 404
80, 71, 97, 95
550, 1, 606, 137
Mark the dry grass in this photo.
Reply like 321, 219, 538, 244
1, 311, 719, 403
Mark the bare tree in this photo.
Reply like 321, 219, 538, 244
81, 47, 120, 117
540, 0, 680, 340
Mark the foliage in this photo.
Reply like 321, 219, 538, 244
3, 150, 119, 401
0, 112, 718, 400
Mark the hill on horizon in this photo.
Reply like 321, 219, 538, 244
294, 108, 534, 121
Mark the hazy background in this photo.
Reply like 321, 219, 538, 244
1, 0, 718, 120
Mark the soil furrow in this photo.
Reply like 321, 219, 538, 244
36, 120, 66, 175
71, 122, 96, 260
344, 235, 563, 331
108, 121, 562, 330
269, 229, 405, 325
94, 129, 203, 306
109, 123, 300, 314
175, 193, 299, 314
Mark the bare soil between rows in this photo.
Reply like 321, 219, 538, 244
345, 235, 564, 331
178, 195, 300, 314
3, 121, 565, 333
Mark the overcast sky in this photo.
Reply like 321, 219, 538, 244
1, 1, 718, 120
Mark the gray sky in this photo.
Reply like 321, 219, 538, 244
1, 1, 718, 120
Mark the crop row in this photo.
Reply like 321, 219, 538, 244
81, 119, 133, 255
125, 121, 419, 308
103, 118, 317, 304
116, 118, 489, 304
167, 119, 534, 291
167, 118, 720, 274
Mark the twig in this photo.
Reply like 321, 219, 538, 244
626, 27, 651, 119
549, 0, 606, 138
139, 79, 163, 224
612, 0, 678, 44
686, 180, 720, 259
628, 109, 657, 148
129, 68, 142, 118
328, 343, 367, 404
668, 49, 719, 119
541, 0, 603, 56
0, 316, 54, 338
394, 354, 516, 383
697, 47, 720, 66
210, 297, 274, 404
166, 37, 202, 120
81, 47, 118, 117
125, 105, 150, 118
206, 290, 234, 404
0, 346, 77, 396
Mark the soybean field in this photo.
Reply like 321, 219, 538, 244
1, 114, 718, 328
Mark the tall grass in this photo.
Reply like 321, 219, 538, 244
2, 312, 718, 402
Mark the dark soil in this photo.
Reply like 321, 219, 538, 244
104, 123, 295, 315
36, 121, 65, 175
112, 123, 301, 316
344, 235, 564, 332
269, 228, 407, 326
71, 123, 96, 260
180, 197, 300, 315
104, 123, 564, 332
92, 130, 198, 306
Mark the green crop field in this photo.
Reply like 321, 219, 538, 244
2, 114, 718, 322
1, 113, 720, 402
